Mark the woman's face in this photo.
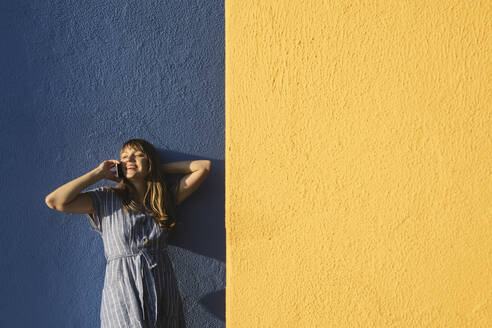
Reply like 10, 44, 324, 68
120, 147, 149, 180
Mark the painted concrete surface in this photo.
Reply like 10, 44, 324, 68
1, 1, 224, 327
226, 1, 490, 327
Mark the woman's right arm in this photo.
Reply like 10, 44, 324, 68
45, 160, 121, 213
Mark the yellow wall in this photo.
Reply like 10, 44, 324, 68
225, 1, 490, 327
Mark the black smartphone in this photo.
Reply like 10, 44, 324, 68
116, 163, 124, 178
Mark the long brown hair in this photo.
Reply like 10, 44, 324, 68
108, 138, 179, 232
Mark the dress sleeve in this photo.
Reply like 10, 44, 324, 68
84, 186, 110, 234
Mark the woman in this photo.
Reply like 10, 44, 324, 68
45, 138, 211, 328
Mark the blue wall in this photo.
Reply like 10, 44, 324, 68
0, 0, 224, 327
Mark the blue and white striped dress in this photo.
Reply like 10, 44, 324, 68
84, 184, 186, 328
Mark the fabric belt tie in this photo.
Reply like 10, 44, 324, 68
106, 247, 167, 326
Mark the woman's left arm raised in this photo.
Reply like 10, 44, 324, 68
161, 160, 211, 205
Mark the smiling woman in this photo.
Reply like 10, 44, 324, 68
108, 139, 182, 229
44, 138, 211, 327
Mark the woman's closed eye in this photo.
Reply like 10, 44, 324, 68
121, 154, 144, 160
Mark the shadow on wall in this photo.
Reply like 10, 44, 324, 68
160, 150, 225, 326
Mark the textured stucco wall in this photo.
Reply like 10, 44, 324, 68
226, 1, 490, 327
1, 1, 224, 327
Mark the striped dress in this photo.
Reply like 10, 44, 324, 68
84, 184, 186, 328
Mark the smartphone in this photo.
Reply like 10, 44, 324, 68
116, 163, 124, 178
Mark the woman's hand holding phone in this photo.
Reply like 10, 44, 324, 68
95, 160, 123, 183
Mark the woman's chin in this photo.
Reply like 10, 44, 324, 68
124, 171, 136, 177
125, 175, 143, 181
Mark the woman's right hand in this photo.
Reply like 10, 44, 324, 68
95, 160, 122, 183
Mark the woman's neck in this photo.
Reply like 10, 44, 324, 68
129, 180, 146, 204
